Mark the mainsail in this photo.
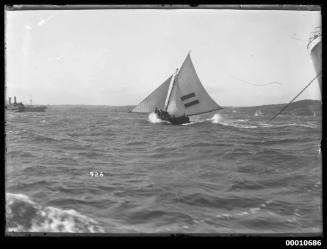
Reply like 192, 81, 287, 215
167, 54, 222, 116
132, 75, 172, 113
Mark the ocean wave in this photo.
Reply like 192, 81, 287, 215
77, 151, 104, 158
31, 134, 58, 143
229, 180, 264, 191
183, 142, 228, 148
6, 193, 105, 233
30, 132, 77, 143
125, 209, 194, 225
46, 197, 117, 209
255, 138, 311, 146
10, 181, 52, 191
126, 140, 148, 146
6, 150, 36, 158
215, 207, 263, 219
178, 193, 264, 210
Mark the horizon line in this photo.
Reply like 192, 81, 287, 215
32, 99, 320, 108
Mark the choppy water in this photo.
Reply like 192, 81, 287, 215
5, 105, 322, 233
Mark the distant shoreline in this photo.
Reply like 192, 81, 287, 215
44, 99, 321, 109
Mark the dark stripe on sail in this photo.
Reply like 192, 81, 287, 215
181, 92, 195, 101
184, 100, 200, 108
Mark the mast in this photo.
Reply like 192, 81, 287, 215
164, 68, 179, 111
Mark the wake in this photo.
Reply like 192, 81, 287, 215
147, 112, 316, 129
209, 114, 318, 129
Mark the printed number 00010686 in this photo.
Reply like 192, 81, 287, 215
285, 240, 321, 246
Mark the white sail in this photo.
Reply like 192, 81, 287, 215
164, 69, 179, 110
167, 54, 222, 117
132, 75, 172, 113
166, 82, 186, 117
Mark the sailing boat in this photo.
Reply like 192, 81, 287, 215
132, 52, 222, 125
254, 110, 263, 117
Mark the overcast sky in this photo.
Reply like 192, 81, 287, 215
5, 8, 321, 106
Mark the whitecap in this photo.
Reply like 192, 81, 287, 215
6, 193, 105, 233
148, 113, 169, 124
249, 208, 260, 214
209, 113, 223, 124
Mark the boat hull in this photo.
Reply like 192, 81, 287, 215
156, 111, 190, 125
6, 104, 25, 112
6, 105, 47, 112
167, 116, 190, 125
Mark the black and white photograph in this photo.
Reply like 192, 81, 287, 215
5, 5, 322, 235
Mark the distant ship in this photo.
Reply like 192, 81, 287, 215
132, 52, 222, 125
254, 110, 263, 117
307, 26, 321, 92
5, 96, 47, 112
